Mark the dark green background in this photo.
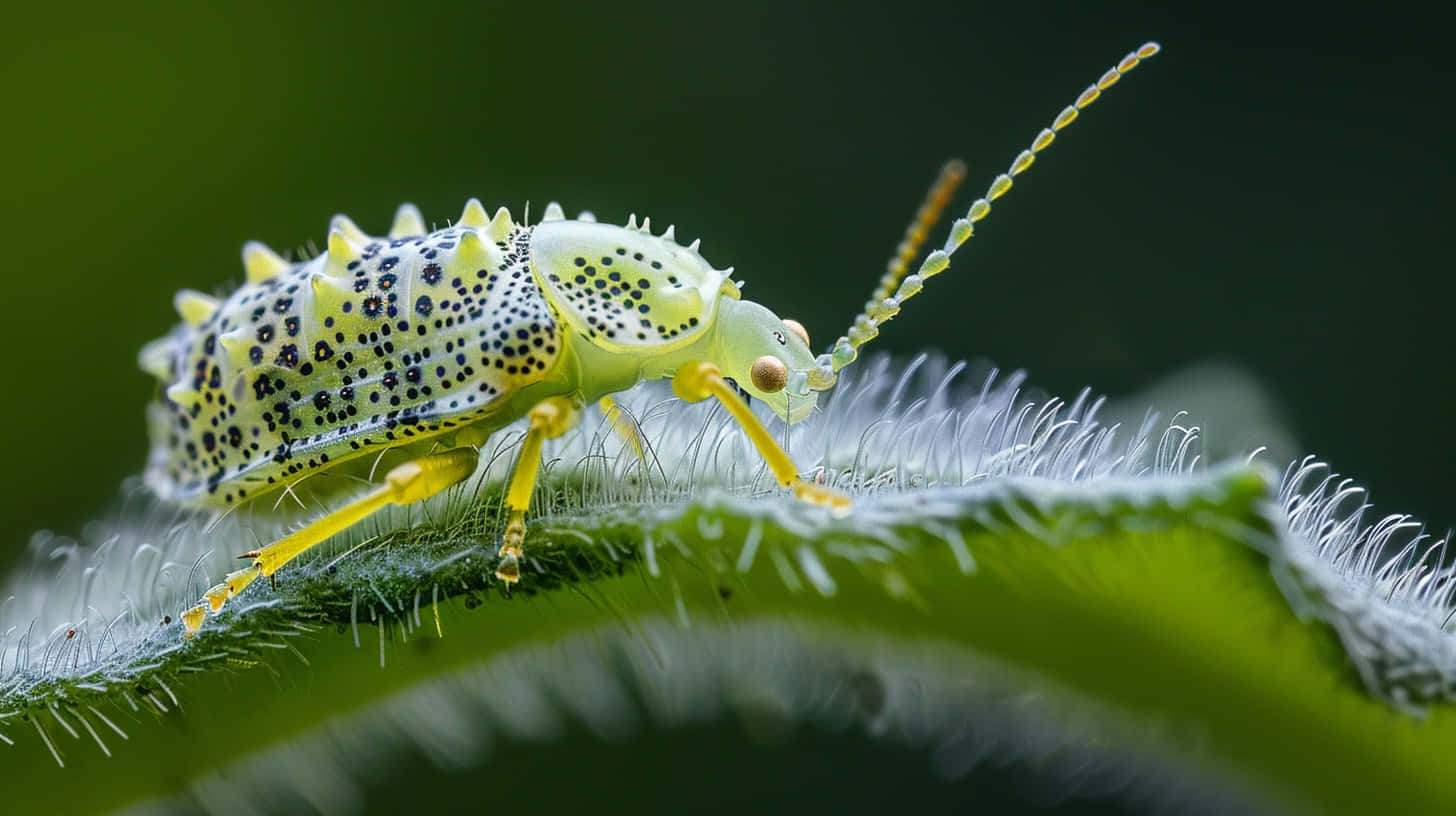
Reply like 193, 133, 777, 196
0, 1, 1450, 809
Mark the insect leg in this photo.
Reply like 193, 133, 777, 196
496, 396, 581, 584
672, 362, 850, 514
599, 395, 648, 467
181, 447, 480, 636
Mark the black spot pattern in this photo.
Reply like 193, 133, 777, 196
141, 217, 560, 507
531, 221, 718, 347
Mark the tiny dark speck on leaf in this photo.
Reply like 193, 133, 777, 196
848, 669, 887, 718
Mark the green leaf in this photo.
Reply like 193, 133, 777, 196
3, 359, 1453, 813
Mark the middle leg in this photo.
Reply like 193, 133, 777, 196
495, 395, 581, 583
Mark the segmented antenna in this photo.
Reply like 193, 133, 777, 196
809, 42, 1161, 389
871, 159, 968, 316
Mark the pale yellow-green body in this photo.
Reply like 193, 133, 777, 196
163, 205, 842, 633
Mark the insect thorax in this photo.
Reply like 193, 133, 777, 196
528, 220, 733, 352
141, 220, 563, 507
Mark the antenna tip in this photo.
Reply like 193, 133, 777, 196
1138, 42, 1161, 58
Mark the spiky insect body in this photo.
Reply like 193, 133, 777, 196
140, 42, 1161, 634
139, 208, 809, 510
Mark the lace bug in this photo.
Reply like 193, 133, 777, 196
145, 44, 1161, 635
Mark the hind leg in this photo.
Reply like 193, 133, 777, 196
182, 447, 480, 635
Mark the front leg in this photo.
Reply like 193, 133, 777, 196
672, 361, 850, 513
495, 396, 581, 583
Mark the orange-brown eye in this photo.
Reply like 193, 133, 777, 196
782, 319, 810, 348
750, 355, 788, 393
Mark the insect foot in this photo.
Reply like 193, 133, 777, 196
181, 604, 208, 636
496, 519, 525, 584
204, 565, 263, 612
179, 564, 265, 637
792, 479, 851, 515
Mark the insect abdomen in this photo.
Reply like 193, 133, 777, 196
141, 205, 563, 507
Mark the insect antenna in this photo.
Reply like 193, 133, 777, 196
807, 42, 1161, 391
870, 158, 968, 328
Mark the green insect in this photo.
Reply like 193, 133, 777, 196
144, 43, 1160, 635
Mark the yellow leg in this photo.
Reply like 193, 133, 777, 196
182, 447, 480, 636
672, 362, 850, 514
599, 395, 649, 468
496, 396, 580, 584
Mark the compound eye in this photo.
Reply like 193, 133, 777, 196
750, 355, 788, 393
782, 319, 810, 348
